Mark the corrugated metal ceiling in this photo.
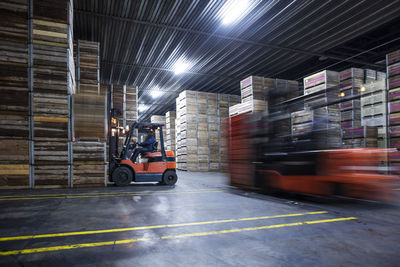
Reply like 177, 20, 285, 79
73, 0, 400, 121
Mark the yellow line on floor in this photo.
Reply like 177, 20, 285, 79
0, 211, 327, 242
393, 189, 400, 191
0, 217, 356, 256
0, 188, 217, 199
0, 190, 224, 201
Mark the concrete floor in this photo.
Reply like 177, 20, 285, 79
0, 171, 399, 266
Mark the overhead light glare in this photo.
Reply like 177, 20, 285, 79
151, 87, 163, 98
173, 60, 190, 75
138, 105, 149, 112
220, 0, 249, 25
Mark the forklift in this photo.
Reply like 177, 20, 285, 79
109, 119, 177, 186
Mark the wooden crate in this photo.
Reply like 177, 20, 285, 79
176, 90, 240, 171
0, 1, 29, 188
303, 70, 339, 90
73, 141, 105, 187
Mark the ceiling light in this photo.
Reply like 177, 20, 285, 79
173, 60, 190, 75
220, 0, 249, 25
150, 87, 162, 98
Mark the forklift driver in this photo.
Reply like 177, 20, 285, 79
131, 129, 156, 163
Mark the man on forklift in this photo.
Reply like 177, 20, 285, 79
131, 129, 156, 163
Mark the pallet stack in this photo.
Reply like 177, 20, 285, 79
0, 1, 30, 188
125, 86, 138, 127
388, 50, 400, 173
365, 69, 377, 83
111, 84, 137, 148
176, 90, 240, 171
165, 111, 176, 152
303, 70, 341, 148
361, 80, 387, 147
339, 68, 363, 130
230, 76, 298, 117
32, 0, 74, 188
73, 40, 106, 187
218, 94, 241, 170
342, 126, 378, 148
150, 115, 166, 147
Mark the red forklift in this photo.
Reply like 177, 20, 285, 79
109, 120, 177, 186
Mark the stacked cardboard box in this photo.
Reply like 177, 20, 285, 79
361, 80, 387, 148
176, 90, 240, 171
73, 40, 106, 187
388, 50, 400, 173
32, 0, 74, 188
339, 68, 363, 130
150, 115, 166, 147
0, 1, 30, 188
165, 111, 176, 152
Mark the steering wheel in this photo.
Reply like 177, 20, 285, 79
129, 141, 137, 150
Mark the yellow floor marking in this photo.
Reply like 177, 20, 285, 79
0, 190, 224, 201
0, 188, 218, 199
0, 217, 356, 256
393, 189, 400, 191
0, 211, 327, 242
304, 217, 358, 224
0, 238, 150, 256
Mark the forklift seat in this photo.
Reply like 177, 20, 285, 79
141, 142, 158, 157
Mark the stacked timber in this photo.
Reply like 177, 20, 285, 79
0, 1, 29, 188
165, 111, 176, 152
73, 40, 106, 187
342, 126, 378, 148
388, 50, 400, 173
150, 115, 166, 147
32, 0, 73, 188
176, 90, 240, 171
361, 80, 387, 148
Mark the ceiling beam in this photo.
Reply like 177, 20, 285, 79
75, 9, 383, 68
101, 61, 239, 80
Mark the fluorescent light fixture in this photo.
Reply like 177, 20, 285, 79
220, 0, 249, 25
138, 105, 149, 112
150, 87, 163, 98
173, 60, 190, 75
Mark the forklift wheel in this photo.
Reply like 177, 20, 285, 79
112, 166, 133, 186
162, 170, 177, 185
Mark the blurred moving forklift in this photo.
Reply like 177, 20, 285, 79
229, 87, 397, 202
108, 109, 177, 186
